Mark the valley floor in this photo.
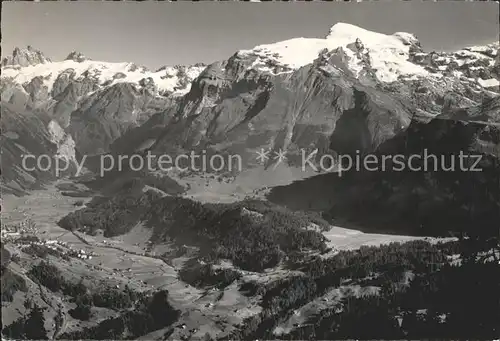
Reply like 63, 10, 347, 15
1, 181, 264, 339
1, 179, 459, 340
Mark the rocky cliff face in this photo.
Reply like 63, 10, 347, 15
47, 120, 77, 164
68, 82, 180, 155
1, 46, 51, 67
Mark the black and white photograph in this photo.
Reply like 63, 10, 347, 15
1, 1, 499, 340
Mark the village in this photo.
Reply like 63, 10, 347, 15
1, 217, 96, 261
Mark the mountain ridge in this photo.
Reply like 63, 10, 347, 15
109, 24, 498, 171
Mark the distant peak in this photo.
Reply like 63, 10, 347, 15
65, 51, 90, 62
2, 46, 51, 67
326, 22, 371, 39
329, 22, 363, 30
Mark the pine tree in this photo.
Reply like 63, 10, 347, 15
24, 305, 48, 340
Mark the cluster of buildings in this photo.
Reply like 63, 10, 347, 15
2, 216, 99, 262
1, 217, 38, 241
18, 238, 96, 260
1, 226, 21, 240
69, 248, 94, 260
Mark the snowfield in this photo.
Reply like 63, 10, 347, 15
238, 22, 430, 82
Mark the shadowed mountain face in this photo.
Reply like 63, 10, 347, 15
268, 97, 500, 238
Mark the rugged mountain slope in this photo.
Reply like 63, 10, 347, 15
0, 103, 77, 195
1, 47, 206, 155
2, 23, 499, 341
114, 23, 499, 173
55, 98, 500, 340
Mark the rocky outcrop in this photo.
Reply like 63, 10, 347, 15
1, 46, 51, 67
0, 78, 30, 110
409, 42, 499, 87
23, 76, 51, 105
65, 51, 89, 63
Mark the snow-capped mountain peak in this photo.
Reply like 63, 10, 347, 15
236, 22, 430, 82
234, 23, 499, 88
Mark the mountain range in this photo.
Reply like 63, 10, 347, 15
1, 23, 499, 194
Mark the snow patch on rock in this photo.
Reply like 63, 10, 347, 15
478, 78, 500, 88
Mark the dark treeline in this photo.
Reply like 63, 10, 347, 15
178, 258, 241, 289
224, 240, 499, 340
23, 243, 70, 260
27, 261, 144, 311
1, 244, 28, 303
146, 198, 329, 271
59, 290, 180, 340
284, 260, 499, 340
59, 192, 330, 271
2, 304, 48, 340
